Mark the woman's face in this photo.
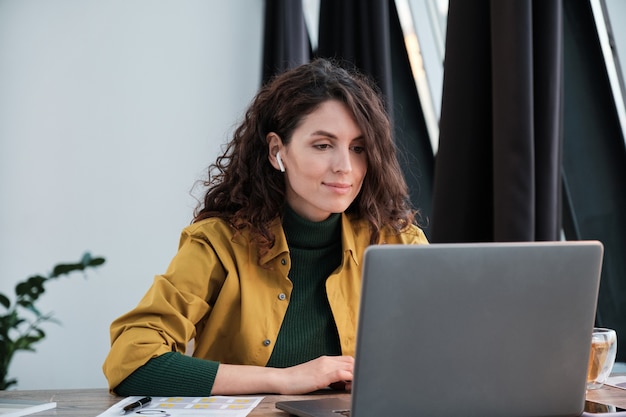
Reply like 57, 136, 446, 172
272, 99, 367, 222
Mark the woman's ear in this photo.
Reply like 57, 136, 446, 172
266, 132, 284, 172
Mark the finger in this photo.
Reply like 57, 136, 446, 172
332, 369, 353, 384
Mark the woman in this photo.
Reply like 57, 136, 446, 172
103, 58, 428, 396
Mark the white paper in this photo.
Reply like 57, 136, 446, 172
0, 399, 56, 417
96, 396, 264, 417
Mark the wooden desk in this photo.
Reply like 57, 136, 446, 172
587, 384, 626, 410
0, 386, 624, 416
0, 388, 347, 416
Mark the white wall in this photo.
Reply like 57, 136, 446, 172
0, 0, 263, 389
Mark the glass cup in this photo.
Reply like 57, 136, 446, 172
587, 327, 617, 390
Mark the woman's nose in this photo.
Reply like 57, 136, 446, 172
333, 149, 353, 173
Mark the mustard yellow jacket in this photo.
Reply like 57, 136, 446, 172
103, 214, 427, 390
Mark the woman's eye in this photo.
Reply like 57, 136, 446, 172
315, 144, 331, 150
352, 146, 365, 154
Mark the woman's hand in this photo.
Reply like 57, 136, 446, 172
212, 355, 354, 395
276, 355, 354, 394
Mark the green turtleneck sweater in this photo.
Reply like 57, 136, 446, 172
267, 206, 342, 367
115, 207, 343, 396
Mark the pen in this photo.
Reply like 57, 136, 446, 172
120, 396, 151, 415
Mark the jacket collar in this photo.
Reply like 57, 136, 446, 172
259, 213, 361, 267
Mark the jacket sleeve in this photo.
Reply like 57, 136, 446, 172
102, 229, 228, 392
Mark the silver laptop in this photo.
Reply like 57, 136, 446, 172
277, 241, 605, 417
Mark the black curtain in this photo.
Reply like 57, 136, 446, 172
562, 1, 626, 361
262, 0, 310, 85
316, 0, 434, 227
431, 0, 563, 243
317, 0, 394, 112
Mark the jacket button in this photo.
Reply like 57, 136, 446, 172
278, 293, 286, 300
263, 339, 271, 346
281, 258, 286, 265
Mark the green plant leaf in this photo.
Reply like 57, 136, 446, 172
82, 252, 106, 267
14, 334, 45, 350
16, 275, 47, 304
80, 252, 93, 265
15, 277, 40, 296
4, 312, 24, 328
0, 294, 10, 310
1, 378, 17, 390
44, 317, 60, 326
89, 257, 106, 267
51, 262, 83, 277
23, 303, 43, 317
1, 252, 105, 390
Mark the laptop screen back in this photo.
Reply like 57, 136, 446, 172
351, 241, 603, 417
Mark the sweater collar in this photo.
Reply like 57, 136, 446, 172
282, 205, 341, 249
261, 211, 360, 267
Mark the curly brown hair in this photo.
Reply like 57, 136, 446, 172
194, 58, 417, 251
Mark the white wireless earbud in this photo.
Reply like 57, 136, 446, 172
276, 151, 285, 172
